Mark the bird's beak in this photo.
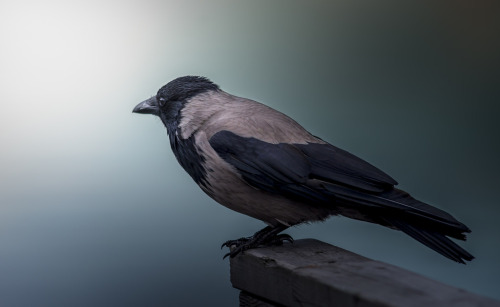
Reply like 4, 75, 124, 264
133, 97, 159, 116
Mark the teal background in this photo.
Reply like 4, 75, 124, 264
1, 1, 499, 305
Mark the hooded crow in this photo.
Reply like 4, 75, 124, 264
133, 76, 474, 263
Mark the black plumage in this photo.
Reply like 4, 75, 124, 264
133, 76, 474, 263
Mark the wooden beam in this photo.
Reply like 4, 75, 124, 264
230, 239, 499, 307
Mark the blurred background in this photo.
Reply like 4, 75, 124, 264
1, 0, 499, 306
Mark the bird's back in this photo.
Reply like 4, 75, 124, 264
178, 90, 322, 145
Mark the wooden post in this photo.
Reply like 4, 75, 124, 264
230, 239, 499, 307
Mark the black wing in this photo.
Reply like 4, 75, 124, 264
209, 130, 473, 263
210, 130, 397, 192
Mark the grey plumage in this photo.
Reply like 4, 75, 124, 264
133, 76, 474, 263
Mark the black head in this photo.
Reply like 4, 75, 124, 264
133, 76, 219, 123
156, 76, 219, 104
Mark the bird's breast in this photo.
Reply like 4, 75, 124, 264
168, 130, 208, 186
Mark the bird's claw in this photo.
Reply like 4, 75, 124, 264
221, 225, 293, 259
222, 240, 258, 259
220, 237, 250, 249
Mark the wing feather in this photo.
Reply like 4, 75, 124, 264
210, 130, 397, 193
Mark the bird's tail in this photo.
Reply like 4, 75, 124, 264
375, 189, 474, 264
321, 184, 474, 263
381, 216, 474, 264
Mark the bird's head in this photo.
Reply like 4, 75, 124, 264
133, 76, 219, 128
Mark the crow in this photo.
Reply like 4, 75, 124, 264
133, 76, 474, 263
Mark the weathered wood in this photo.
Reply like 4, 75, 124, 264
239, 291, 281, 307
230, 239, 499, 307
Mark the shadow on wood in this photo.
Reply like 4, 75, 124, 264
230, 239, 499, 307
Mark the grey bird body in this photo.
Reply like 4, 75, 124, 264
133, 76, 474, 263
179, 91, 331, 226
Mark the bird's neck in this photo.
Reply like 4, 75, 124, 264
177, 90, 233, 139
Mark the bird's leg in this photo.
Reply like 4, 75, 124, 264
221, 224, 292, 259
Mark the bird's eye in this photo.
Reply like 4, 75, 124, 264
158, 97, 167, 107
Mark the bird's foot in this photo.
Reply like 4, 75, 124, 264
221, 225, 291, 259
220, 237, 252, 249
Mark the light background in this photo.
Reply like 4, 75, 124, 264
1, 1, 499, 306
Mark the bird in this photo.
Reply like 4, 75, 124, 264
133, 76, 474, 263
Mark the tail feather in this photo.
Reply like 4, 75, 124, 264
318, 182, 474, 263
321, 183, 470, 238
384, 217, 474, 264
